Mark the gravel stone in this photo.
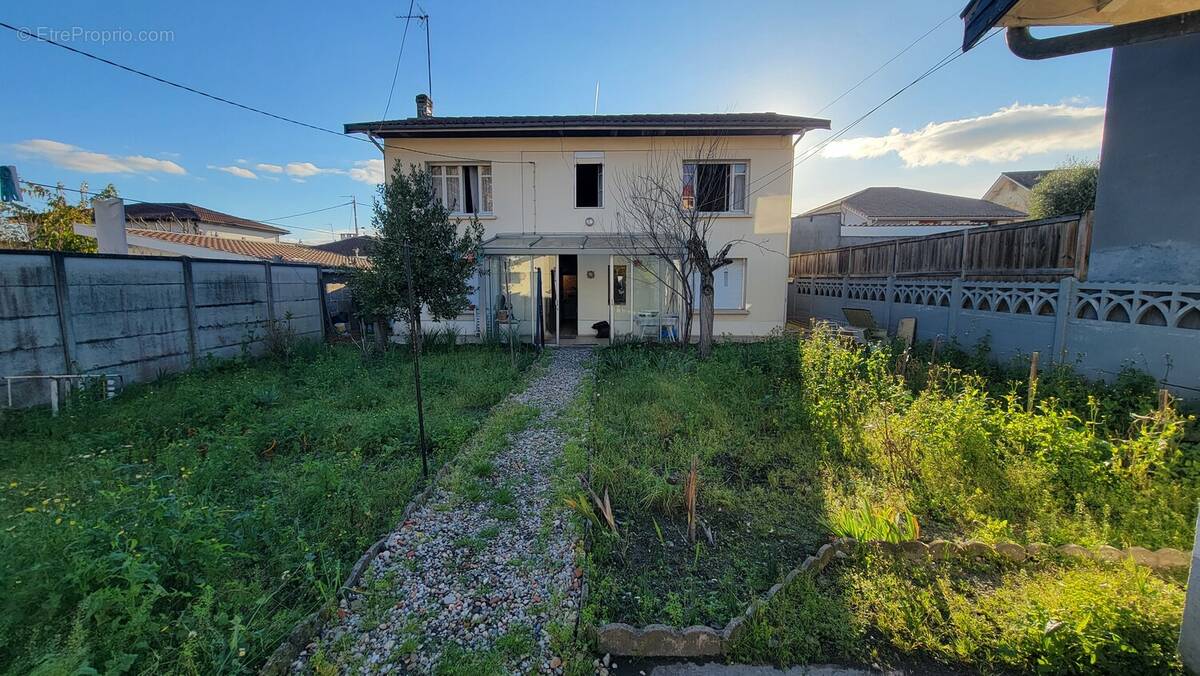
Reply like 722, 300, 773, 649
292, 348, 592, 674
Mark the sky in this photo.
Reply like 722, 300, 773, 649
0, 1, 1113, 243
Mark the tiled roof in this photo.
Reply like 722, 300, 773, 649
804, 187, 1026, 221
1001, 170, 1052, 190
346, 112, 830, 138
125, 202, 289, 235
128, 229, 366, 267
310, 235, 377, 257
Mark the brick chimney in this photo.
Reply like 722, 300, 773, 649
416, 94, 433, 118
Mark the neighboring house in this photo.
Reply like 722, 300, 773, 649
124, 202, 289, 242
790, 186, 1026, 253
345, 95, 829, 343
72, 224, 364, 267
311, 234, 376, 258
981, 170, 1050, 213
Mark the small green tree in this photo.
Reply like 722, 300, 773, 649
0, 182, 119, 251
1028, 159, 1099, 219
351, 162, 483, 476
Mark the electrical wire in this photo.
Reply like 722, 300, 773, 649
746, 30, 1001, 201
378, 0, 417, 131
19, 180, 355, 237
0, 20, 529, 165
814, 13, 956, 115
261, 201, 353, 221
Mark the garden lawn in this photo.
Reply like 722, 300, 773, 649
0, 344, 533, 674
732, 552, 1186, 675
571, 331, 1196, 672
571, 340, 827, 629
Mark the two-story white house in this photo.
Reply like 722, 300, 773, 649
345, 95, 828, 344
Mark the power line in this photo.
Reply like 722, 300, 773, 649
0, 20, 528, 165
262, 201, 353, 221
0, 21, 366, 146
746, 30, 1001, 201
19, 180, 355, 237
379, 0, 417, 130
814, 13, 956, 115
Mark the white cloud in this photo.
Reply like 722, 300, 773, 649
14, 139, 187, 175
255, 163, 284, 174
209, 164, 257, 179
821, 103, 1105, 167
348, 159, 384, 184
285, 161, 343, 178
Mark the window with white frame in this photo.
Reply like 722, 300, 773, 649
430, 164, 493, 215
682, 161, 747, 213
690, 259, 746, 310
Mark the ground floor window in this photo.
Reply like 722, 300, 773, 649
690, 259, 746, 310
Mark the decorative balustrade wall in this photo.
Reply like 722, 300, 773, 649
787, 275, 1199, 396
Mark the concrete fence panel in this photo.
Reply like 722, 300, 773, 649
0, 251, 331, 408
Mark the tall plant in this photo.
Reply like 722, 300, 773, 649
351, 161, 483, 476
1028, 159, 1098, 219
0, 181, 118, 251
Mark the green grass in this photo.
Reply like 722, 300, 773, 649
573, 330, 1196, 673
732, 553, 1186, 675
0, 343, 534, 674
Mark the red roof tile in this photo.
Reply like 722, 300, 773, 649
128, 229, 366, 268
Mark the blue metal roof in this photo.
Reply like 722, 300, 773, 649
961, 0, 1019, 50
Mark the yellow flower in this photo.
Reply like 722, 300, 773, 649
55, 517, 63, 525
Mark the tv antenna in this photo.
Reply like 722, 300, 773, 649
396, 6, 433, 100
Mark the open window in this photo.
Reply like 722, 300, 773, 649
430, 164, 493, 215
682, 161, 747, 213
576, 163, 603, 208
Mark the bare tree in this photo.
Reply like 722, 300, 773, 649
611, 138, 763, 358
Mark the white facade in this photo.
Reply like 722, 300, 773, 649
382, 134, 800, 342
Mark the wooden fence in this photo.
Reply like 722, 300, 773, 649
788, 213, 1093, 281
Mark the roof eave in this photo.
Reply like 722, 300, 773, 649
344, 120, 831, 139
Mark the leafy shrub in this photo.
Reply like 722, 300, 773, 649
826, 501, 920, 543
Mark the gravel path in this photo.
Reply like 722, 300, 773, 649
294, 348, 592, 674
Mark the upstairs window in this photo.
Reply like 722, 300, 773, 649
576, 156, 604, 208
430, 164, 492, 214
682, 161, 747, 213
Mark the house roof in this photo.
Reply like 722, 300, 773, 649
960, 0, 1196, 50
310, 235, 377, 257
802, 187, 1027, 221
124, 202, 289, 235
1000, 170, 1052, 190
128, 229, 365, 267
345, 112, 831, 139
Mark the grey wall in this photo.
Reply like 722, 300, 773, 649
1090, 33, 1200, 284
788, 276, 1200, 398
0, 252, 325, 407
789, 214, 841, 254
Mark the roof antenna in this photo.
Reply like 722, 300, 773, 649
594, 81, 600, 114
397, 6, 433, 101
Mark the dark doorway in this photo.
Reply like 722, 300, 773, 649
560, 255, 578, 338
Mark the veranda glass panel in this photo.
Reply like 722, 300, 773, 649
632, 257, 666, 340
610, 257, 632, 338
498, 255, 533, 340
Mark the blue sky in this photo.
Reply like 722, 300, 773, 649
1, 1, 1112, 243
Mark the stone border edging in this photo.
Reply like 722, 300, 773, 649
591, 539, 1192, 657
